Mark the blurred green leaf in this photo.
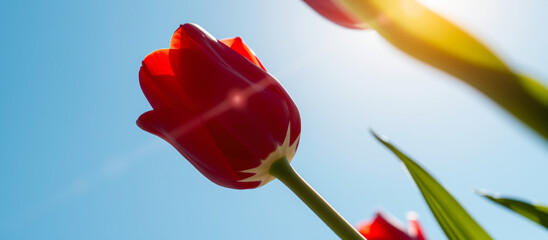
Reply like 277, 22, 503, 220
477, 190, 548, 229
341, 0, 548, 141
371, 130, 492, 240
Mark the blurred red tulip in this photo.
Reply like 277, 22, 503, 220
357, 211, 427, 240
137, 23, 301, 189
303, 0, 368, 29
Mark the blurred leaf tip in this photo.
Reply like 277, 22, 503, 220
476, 190, 548, 229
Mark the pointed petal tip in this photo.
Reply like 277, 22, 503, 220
374, 210, 383, 216
170, 23, 214, 49
137, 110, 166, 134
219, 35, 267, 71
141, 49, 174, 76
220, 37, 243, 48
181, 22, 199, 29
374, 211, 388, 220
406, 211, 419, 221
181, 23, 215, 39
233, 36, 243, 42
180, 23, 202, 35
136, 110, 156, 133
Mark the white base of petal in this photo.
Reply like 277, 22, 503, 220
238, 123, 299, 187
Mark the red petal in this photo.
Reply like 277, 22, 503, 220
140, 49, 192, 110
137, 109, 261, 189
166, 29, 271, 114
170, 24, 200, 49
303, 0, 368, 29
221, 37, 267, 71
408, 214, 427, 240
139, 66, 176, 109
357, 212, 413, 240
142, 49, 174, 76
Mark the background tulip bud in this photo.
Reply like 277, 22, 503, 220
303, 0, 369, 29
137, 23, 301, 189
357, 211, 427, 240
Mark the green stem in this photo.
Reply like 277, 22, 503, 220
269, 157, 366, 240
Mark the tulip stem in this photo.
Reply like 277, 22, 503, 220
269, 157, 366, 240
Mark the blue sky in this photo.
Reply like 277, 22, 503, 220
1, 0, 548, 239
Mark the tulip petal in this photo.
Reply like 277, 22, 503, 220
177, 24, 269, 82
221, 37, 267, 71
140, 49, 193, 110
137, 109, 261, 189
166, 27, 287, 116
194, 81, 300, 185
139, 66, 176, 110
142, 49, 175, 76
407, 212, 427, 240
357, 212, 413, 240
170, 25, 200, 49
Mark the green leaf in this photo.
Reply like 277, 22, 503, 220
340, 0, 548, 141
477, 190, 548, 229
371, 130, 492, 240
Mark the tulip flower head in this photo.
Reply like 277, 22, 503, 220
357, 211, 427, 240
137, 23, 301, 190
303, 0, 368, 29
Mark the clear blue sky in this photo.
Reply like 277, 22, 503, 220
1, 0, 547, 239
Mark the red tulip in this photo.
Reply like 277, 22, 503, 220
137, 23, 301, 190
357, 211, 427, 240
303, 0, 368, 29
